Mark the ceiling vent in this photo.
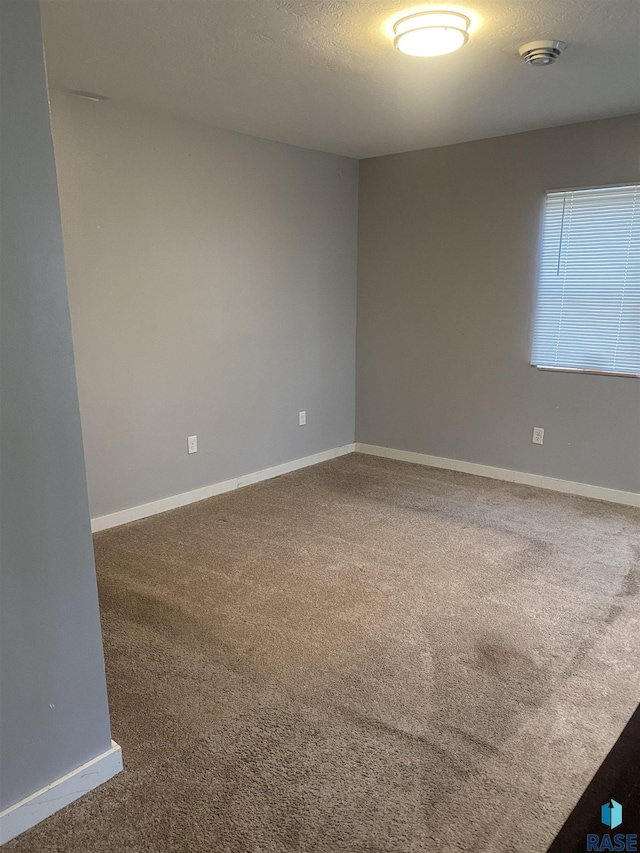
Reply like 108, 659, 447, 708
518, 40, 567, 66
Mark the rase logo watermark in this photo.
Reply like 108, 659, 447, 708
586, 800, 637, 851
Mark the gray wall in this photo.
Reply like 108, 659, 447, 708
49, 95, 358, 520
0, 1, 113, 811
357, 114, 640, 493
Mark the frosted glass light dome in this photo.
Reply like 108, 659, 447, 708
394, 11, 471, 57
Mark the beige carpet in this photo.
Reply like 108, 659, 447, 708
7, 453, 640, 852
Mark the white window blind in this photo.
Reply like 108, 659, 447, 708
532, 183, 640, 376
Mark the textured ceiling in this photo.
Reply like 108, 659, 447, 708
41, 0, 640, 159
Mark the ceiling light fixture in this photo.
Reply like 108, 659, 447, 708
393, 10, 471, 57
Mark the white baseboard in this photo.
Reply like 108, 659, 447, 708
0, 740, 122, 845
355, 443, 640, 508
91, 444, 355, 532
235, 445, 355, 488
91, 440, 637, 531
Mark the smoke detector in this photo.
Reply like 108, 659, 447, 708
518, 40, 567, 66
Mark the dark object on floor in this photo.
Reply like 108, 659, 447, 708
547, 703, 640, 852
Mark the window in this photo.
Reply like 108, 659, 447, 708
531, 183, 640, 377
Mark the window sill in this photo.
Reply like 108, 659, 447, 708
532, 365, 640, 379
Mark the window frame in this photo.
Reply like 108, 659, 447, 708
530, 181, 640, 379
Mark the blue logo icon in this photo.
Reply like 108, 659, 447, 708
588, 799, 636, 851
602, 800, 623, 830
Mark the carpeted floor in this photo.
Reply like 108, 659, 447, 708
7, 453, 640, 853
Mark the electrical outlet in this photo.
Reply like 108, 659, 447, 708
187, 435, 198, 454
299, 411, 306, 426
532, 427, 544, 445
